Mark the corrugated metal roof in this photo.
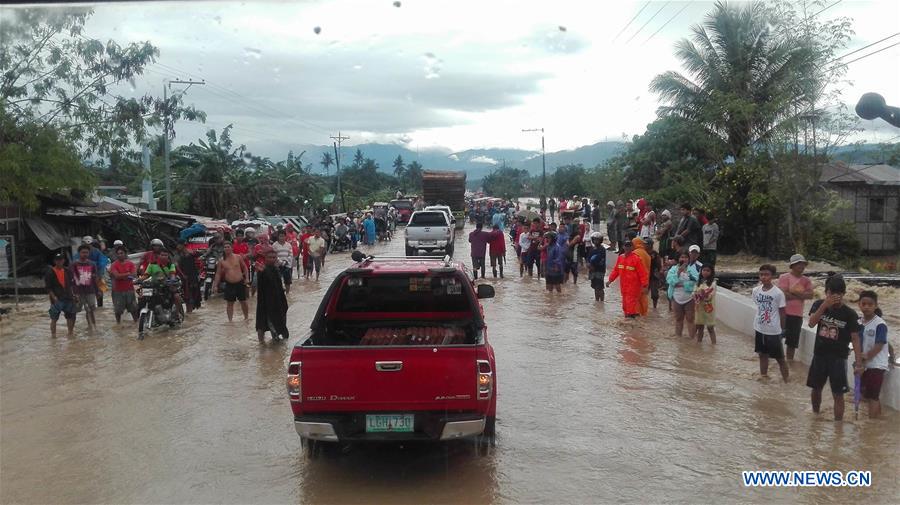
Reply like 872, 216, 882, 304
24, 217, 70, 249
822, 163, 900, 185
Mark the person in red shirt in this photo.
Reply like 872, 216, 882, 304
299, 226, 314, 279
284, 223, 300, 278
232, 230, 250, 269
489, 224, 506, 278
138, 238, 164, 275
284, 223, 297, 242
109, 246, 139, 323
606, 240, 649, 318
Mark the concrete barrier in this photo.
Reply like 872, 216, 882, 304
717, 286, 899, 412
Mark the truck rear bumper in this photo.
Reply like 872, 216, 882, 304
294, 421, 339, 442
406, 240, 450, 249
294, 413, 485, 442
440, 418, 485, 440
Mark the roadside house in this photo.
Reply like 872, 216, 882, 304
821, 162, 900, 254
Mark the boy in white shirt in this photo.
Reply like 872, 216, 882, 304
858, 290, 889, 418
752, 264, 788, 382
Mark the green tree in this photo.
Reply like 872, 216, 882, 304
617, 116, 723, 192
406, 161, 424, 190
650, 1, 816, 159
0, 105, 95, 210
171, 125, 247, 217
352, 148, 364, 169
581, 163, 626, 210
550, 164, 587, 198
320, 152, 333, 176
392, 154, 406, 179
482, 166, 532, 199
1, 8, 204, 159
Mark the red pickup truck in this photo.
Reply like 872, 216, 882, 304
286, 253, 497, 455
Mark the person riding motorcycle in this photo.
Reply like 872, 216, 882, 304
387, 206, 398, 232
139, 238, 165, 275
334, 219, 348, 239
204, 232, 225, 261
141, 249, 185, 319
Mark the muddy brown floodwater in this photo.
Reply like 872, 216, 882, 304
1, 224, 898, 504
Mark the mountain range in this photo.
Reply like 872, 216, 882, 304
282, 140, 893, 183
290, 141, 629, 181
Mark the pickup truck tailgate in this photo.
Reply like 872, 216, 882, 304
299, 346, 479, 412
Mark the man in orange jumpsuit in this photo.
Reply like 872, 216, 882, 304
631, 237, 652, 316
606, 240, 649, 318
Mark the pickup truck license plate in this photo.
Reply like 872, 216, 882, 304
420, 240, 436, 245
366, 414, 414, 433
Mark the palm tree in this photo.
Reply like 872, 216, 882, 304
406, 160, 423, 190
172, 125, 247, 217
392, 154, 406, 179
649, 1, 814, 160
352, 148, 364, 169
320, 152, 333, 176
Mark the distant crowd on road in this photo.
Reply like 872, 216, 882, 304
42, 193, 893, 420
467, 195, 893, 422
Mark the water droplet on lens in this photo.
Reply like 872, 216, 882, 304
314, 26, 322, 34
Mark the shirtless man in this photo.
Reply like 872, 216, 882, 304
213, 241, 250, 322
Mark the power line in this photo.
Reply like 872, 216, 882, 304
613, 2, 650, 42
811, 0, 842, 18
330, 132, 350, 213
73, 33, 332, 136
140, 67, 285, 140
643, 3, 690, 45
826, 32, 900, 65
144, 64, 333, 141
150, 61, 332, 135
831, 40, 900, 68
625, 1, 670, 44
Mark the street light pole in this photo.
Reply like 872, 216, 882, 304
522, 128, 546, 197
162, 79, 205, 211
330, 132, 350, 213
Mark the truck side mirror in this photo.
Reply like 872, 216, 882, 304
351, 250, 366, 262
476, 284, 495, 299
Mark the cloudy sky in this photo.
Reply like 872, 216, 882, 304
25, 0, 900, 156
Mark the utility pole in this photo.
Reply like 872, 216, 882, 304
330, 131, 349, 213
522, 128, 546, 197
163, 79, 205, 211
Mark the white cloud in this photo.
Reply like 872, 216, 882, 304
12, 0, 895, 156
470, 155, 499, 165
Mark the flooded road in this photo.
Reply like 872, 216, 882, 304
2, 225, 897, 504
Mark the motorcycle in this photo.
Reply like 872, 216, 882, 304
375, 217, 392, 242
137, 277, 184, 340
202, 254, 220, 300
329, 231, 352, 253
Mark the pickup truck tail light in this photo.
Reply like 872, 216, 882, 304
287, 361, 302, 402
476, 359, 492, 400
